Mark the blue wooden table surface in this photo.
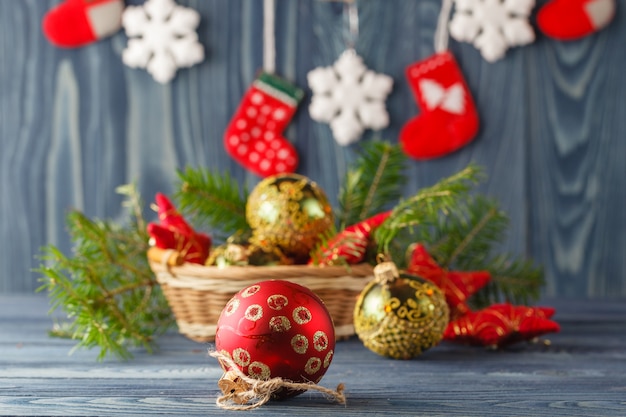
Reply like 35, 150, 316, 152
1, 295, 625, 416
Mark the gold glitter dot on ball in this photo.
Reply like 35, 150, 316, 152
353, 261, 450, 359
246, 174, 334, 263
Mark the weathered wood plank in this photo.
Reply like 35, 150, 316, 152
1, 1, 626, 297
527, 11, 626, 298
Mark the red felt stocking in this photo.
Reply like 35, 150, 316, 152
43, 0, 124, 48
400, 51, 479, 160
537, 0, 616, 40
225, 72, 304, 178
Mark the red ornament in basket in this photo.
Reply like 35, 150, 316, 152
310, 211, 391, 266
147, 193, 211, 264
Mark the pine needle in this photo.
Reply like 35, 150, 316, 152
384, 193, 545, 307
338, 142, 406, 229
175, 166, 250, 240
461, 255, 544, 308
38, 184, 173, 361
374, 163, 484, 256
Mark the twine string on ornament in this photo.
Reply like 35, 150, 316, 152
210, 350, 347, 411
263, 0, 276, 74
434, 0, 453, 53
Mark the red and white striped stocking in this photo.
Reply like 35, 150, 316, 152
538, 0, 616, 40
43, 0, 124, 48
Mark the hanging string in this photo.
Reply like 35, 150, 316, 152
434, 0, 453, 53
345, 0, 359, 49
263, 0, 276, 73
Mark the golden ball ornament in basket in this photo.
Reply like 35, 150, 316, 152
246, 173, 334, 263
149, 249, 374, 343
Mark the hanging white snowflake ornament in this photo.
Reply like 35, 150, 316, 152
122, 0, 204, 84
307, 50, 393, 146
449, 0, 535, 63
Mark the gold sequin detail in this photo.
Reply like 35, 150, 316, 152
291, 334, 309, 354
232, 348, 251, 367
292, 306, 312, 325
248, 361, 271, 380
268, 315, 291, 332
241, 285, 261, 298
267, 294, 288, 310
323, 350, 334, 368
244, 304, 263, 321
313, 330, 329, 352
304, 357, 322, 375
224, 298, 240, 317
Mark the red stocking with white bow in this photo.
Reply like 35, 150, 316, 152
400, 51, 479, 160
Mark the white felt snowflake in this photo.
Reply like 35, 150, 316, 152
122, 0, 204, 84
307, 50, 393, 146
449, 0, 535, 63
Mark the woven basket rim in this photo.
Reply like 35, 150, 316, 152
149, 260, 375, 281
150, 260, 374, 342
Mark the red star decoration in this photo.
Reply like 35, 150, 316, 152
444, 303, 560, 347
147, 193, 211, 264
310, 211, 391, 266
406, 243, 491, 318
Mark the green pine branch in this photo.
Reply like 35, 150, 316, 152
338, 142, 407, 229
419, 196, 509, 268
426, 196, 544, 307
385, 193, 544, 307
472, 255, 544, 308
374, 163, 484, 257
175, 166, 250, 241
38, 185, 174, 361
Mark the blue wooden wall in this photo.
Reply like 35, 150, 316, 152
1, 0, 624, 297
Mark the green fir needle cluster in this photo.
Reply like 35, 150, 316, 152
337, 141, 407, 228
175, 166, 250, 240
38, 184, 173, 360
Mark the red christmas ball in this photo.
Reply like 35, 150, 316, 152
215, 280, 336, 399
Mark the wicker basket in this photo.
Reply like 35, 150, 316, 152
149, 253, 374, 343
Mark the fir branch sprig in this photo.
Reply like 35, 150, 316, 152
417, 196, 509, 268
405, 195, 545, 307
38, 185, 173, 361
374, 163, 484, 256
338, 142, 406, 229
472, 255, 544, 308
175, 166, 250, 240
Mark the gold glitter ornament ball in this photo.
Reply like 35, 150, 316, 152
353, 261, 449, 359
246, 174, 334, 263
